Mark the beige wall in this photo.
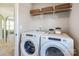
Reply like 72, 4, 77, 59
69, 4, 79, 55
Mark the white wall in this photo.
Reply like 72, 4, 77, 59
30, 3, 70, 32
19, 3, 32, 33
19, 3, 70, 33
69, 4, 79, 55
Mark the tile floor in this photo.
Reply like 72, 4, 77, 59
0, 39, 15, 56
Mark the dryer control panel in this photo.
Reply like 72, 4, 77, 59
48, 37, 61, 41
26, 34, 33, 37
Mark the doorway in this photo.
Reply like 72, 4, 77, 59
0, 4, 15, 56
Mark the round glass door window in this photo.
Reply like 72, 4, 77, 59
45, 47, 64, 56
24, 41, 35, 55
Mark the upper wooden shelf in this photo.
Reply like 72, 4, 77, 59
30, 9, 41, 16
41, 6, 53, 14
55, 3, 72, 13
30, 3, 72, 16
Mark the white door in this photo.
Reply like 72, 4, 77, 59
40, 41, 71, 56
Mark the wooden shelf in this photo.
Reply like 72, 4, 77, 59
55, 3, 72, 13
41, 6, 53, 14
55, 8, 72, 13
30, 3, 72, 16
30, 9, 41, 16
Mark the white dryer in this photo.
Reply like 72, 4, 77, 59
21, 31, 45, 56
40, 33, 74, 56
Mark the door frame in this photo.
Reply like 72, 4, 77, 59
14, 3, 20, 56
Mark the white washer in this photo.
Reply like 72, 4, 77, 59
21, 30, 45, 56
40, 33, 74, 56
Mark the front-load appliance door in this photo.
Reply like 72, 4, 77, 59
40, 41, 71, 56
21, 37, 39, 56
